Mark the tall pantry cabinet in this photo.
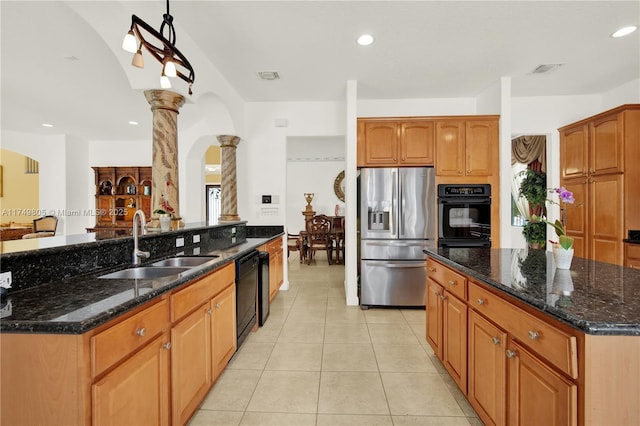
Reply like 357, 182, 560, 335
559, 104, 640, 265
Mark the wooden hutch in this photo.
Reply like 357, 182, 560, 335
88, 167, 152, 238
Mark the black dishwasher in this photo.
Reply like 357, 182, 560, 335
235, 250, 258, 347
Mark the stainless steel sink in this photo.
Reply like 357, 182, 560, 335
99, 266, 191, 279
150, 256, 219, 267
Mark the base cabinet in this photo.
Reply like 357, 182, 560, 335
92, 333, 170, 426
0, 262, 237, 426
262, 237, 284, 302
507, 341, 577, 426
468, 310, 506, 426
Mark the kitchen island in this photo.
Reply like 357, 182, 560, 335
424, 247, 639, 426
0, 222, 284, 425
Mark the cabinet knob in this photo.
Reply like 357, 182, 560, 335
162, 342, 172, 350
215, 303, 221, 309
467, 170, 471, 174
428, 267, 436, 272
477, 298, 486, 305
458, 170, 463, 175
434, 291, 441, 297
528, 330, 540, 340
135, 327, 146, 337
207, 308, 213, 315
447, 280, 457, 286
440, 294, 446, 301
506, 349, 517, 359
491, 337, 501, 345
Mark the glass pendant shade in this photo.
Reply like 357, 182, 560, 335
160, 74, 172, 89
132, 49, 144, 68
122, 30, 137, 53
164, 60, 177, 78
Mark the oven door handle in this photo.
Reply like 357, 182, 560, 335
438, 198, 491, 204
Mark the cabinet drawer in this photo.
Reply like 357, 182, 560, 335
267, 238, 282, 253
92, 298, 170, 377
171, 262, 235, 322
468, 282, 578, 378
626, 244, 640, 269
427, 259, 466, 300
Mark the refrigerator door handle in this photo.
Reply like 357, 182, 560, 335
391, 169, 398, 239
364, 240, 429, 247
363, 260, 425, 268
399, 170, 404, 236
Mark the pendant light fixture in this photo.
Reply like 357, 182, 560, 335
122, 0, 195, 94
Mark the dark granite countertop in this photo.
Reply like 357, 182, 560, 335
623, 239, 640, 245
424, 248, 640, 336
0, 236, 280, 335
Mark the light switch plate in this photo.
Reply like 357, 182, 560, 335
176, 237, 185, 248
193, 234, 201, 244
0, 272, 12, 289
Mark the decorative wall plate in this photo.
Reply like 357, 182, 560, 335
333, 170, 345, 202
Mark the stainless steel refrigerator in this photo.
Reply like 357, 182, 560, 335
359, 167, 435, 308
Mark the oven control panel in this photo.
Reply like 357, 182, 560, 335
438, 184, 491, 197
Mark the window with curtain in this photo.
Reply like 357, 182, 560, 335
511, 135, 546, 226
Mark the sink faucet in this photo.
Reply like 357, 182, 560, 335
132, 209, 150, 265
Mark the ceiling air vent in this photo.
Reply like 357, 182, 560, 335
531, 64, 563, 74
258, 71, 280, 80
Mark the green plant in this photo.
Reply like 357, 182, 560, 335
522, 221, 546, 247
519, 169, 547, 211
153, 208, 167, 215
532, 187, 580, 250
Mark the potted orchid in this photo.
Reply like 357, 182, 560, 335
531, 187, 579, 268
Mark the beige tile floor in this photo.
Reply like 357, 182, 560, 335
189, 252, 482, 426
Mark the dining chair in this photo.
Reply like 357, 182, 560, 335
22, 215, 58, 239
305, 214, 333, 265
287, 232, 307, 263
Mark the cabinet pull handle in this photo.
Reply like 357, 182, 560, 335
528, 330, 540, 340
135, 327, 146, 337
428, 267, 436, 272
434, 291, 441, 297
447, 280, 457, 286
477, 298, 485, 305
506, 349, 517, 359
162, 342, 172, 350
491, 337, 501, 345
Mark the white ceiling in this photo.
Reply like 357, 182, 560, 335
1, 1, 638, 142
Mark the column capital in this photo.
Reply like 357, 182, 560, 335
144, 90, 185, 113
217, 135, 241, 148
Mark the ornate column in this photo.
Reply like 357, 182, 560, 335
144, 90, 185, 228
217, 135, 241, 222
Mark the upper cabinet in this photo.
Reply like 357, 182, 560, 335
357, 118, 434, 167
559, 104, 640, 265
435, 118, 498, 177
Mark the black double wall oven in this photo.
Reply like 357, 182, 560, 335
437, 184, 491, 248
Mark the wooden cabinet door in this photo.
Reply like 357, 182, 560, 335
507, 341, 577, 426
97, 196, 113, 225
171, 306, 212, 426
468, 310, 507, 426
426, 279, 444, 358
590, 113, 623, 175
465, 120, 495, 176
436, 121, 465, 176
590, 174, 623, 265
92, 334, 170, 426
400, 121, 434, 165
562, 179, 588, 259
211, 285, 237, 381
443, 293, 467, 393
560, 124, 589, 179
362, 121, 400, 166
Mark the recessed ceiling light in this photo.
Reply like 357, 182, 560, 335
611, 25, 638, 38
128, 121, 139, 125
41, 123, 53, 128
356, 34, 374, 46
